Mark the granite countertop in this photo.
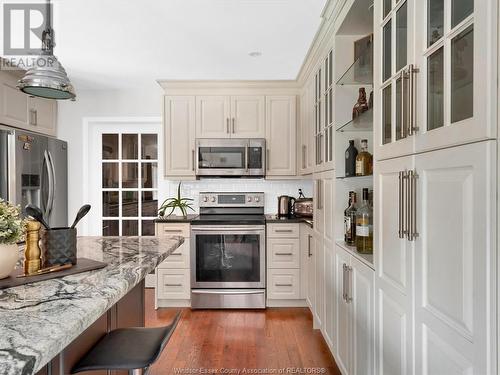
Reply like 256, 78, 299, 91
0, 236, 184, 375
154, 214, 199, 223
265, 214, 314, 228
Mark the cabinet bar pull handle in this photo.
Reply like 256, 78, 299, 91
400, 70, 408, 139
164, 229, 183, 233
346, 266, 353, 303
407, 170, 419, 241
408, 64, 419, 136
192, 149, 195, 171
302, 145, 307, 169
266, 149, 270, 171
165, 283, 183, 287
275, 283, 293, 287
275, 252, 293, 256
226, 118, 230, 134
308, 235, 312, 257
275, 229, 293, 233
342, 264, 347, 302
232, 118, 235, 133
170, 252, 183, 256
398, 171, 405, 238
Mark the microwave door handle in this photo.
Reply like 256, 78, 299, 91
245, 143, 249, 172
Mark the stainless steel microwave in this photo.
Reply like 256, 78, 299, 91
195, 138, 266, 177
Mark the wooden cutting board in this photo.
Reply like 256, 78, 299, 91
0, 258, 107, 290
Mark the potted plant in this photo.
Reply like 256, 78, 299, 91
0, 199, 25, 279
158, 182, 195, 218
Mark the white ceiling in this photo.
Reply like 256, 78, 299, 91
45, 0, 327, 90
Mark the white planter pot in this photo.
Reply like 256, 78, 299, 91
0, 243, 19, 279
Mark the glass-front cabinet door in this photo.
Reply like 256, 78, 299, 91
375, 0, 416, 160
414, 0, 496, 152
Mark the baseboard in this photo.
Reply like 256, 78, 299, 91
266, 299, 308, 307
157, 299, 191, 308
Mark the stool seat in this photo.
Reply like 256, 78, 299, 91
72, 312, 181, 374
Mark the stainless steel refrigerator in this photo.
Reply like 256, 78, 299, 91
0, 125, 68, 227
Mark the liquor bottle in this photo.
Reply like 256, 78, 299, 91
344, 191, 357, 245
355, 188, 373, 254
345, 140, 358, 177
352, 87, 369, 119
355, 139, 373, 176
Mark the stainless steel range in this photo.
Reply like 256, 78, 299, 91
190, 192, 266, 309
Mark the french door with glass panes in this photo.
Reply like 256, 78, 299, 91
101, 132, 159, 236
374, 0, 416, 161
414, 0, 497, 153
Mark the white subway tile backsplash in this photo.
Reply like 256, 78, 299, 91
162, 179, 313, 214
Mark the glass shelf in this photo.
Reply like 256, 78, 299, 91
336, 108, 373, 132
336, 174, 373, 181
336, 43, 373, 86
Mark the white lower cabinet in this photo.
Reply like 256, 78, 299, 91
334, 244, 375, 375
374, 141, 496, 375
267, 223, 304, 306
155, 223, 191, 308
413, 141, 496, 375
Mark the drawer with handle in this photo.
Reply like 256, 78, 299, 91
267, 269, 301, 300
158, 239, 190, 269
155, 223, 190, 238
267, 223, 300, 238
156, 269, 190, 300
267, 238, 300, 268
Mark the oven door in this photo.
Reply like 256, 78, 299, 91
190, 225, 266, 289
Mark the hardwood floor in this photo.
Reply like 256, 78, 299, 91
145, 289, 341, 375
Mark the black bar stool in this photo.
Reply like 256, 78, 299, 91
71, 311, 182, 375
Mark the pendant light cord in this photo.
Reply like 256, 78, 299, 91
42, 0, 54, 54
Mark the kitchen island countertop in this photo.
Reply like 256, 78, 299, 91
0, 236, 184, 375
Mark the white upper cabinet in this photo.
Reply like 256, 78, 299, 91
265, 95, 297, 176
413, 0, 496, 153
230, 96, 265, 138
196, 96, 231, 138
374, 0, 416, 160
375, 0, 497, 160
0, 71, 57, 136
28, 96, 57, 136
196, 95, 265, 139
413, 141, 496, 374
164, 96, 196, 177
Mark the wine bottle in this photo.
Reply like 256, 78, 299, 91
355, 188, 373, 254
344, 191, 357, 245
355, 139, 373, 176
345, 140, 358, 177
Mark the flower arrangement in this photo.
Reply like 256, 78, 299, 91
158, 182, 195, 218
0, 199, 26, 245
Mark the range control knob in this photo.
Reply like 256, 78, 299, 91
210, 196, 216, 203
254, 196, 260, 203
202, 196, 208, 203
247, 196, 253, 203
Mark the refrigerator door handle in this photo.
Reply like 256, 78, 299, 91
41, 150, 50, 215
45, 150, 55, 220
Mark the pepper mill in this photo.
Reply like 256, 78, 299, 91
24, 220, 42, 275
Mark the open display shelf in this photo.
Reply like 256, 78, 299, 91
336, 108, 373, 132
336, 174, 373, 181
336, 45, 373, 86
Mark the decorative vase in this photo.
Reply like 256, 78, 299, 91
352, 87, 369, 119
0, 243, 19, 279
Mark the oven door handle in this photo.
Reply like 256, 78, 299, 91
191, 227, 264, 232
191, 289, 264, 295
